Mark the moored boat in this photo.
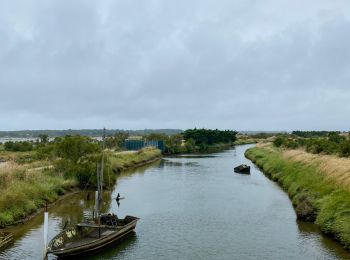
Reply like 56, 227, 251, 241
46, 129, 140, 258
47, 215, 139, 258
0, 232, 13, 251
234, 164, 250, 174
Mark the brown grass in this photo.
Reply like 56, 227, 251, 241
283, 148, 350, 190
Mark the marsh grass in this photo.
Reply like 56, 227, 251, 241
245, 146, 350, 249
108, 147, 161, 172
0, 147, 161, 227
234, 139, 257, 145
0, 150, 37, 164
0, 161, 76, 227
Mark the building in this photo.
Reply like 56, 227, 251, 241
124, 139, 165, 151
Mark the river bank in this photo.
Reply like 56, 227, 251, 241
245, 144, 350, 250
0, 147, 161, 228
3, 144, 349, 260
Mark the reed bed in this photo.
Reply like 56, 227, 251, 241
283, 149, 350, 190
0, 161, 76, 227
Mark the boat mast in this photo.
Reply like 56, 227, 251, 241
99, 128, 105, 204
95, 128, 105, 219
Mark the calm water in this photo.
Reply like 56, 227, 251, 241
1, 144, 350, 260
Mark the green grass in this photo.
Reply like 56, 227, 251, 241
234, 139, 257, 145
0, 147, 161, 227
108, 147, 161, 173
0, 150, 37, 163
0, 168, 76, 227
245, 146, 350, 249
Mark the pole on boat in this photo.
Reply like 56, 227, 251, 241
94, 190, 99, 218
100, 128, 105, 202
97, 128, 106, 238
43, 203, 49, 259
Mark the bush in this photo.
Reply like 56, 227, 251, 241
273, 134, 350, 158
4, 141, 34, 152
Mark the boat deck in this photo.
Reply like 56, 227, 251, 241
64, 228, 117, 249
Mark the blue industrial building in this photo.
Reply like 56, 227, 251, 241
124, 139, 165, 151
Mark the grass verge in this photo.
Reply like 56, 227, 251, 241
245, 146, 350, 250
234, 139, 257, 145
0, 163, 76, 227
108, 147, 162, 173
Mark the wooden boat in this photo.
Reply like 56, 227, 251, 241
0, 231, 14, 251
46, 215, 139, 257
234, 164, 250, 174
46, 129, 139, 258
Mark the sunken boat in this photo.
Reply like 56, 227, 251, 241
234, 164, 250, 174
46, 129, 139, 258
0, 232, 13, 251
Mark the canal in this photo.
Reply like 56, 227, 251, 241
1, 144, 350, 259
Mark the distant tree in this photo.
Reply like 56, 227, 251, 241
183, 128, 237, 146
105, 132, 129, 150
185, 138, 196, 153
54, 135, 99, 163
4, 141, 33, 151
328, 132, 345, 143
39, 134, 49, 144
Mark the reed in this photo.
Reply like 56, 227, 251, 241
0, 161, 76, 227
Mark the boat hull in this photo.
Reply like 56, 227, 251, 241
47, 218, 138, 258
234, 164, 250, 174
0, 232, 13, 251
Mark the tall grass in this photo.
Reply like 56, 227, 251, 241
108, 147, 161, 173
245, 146, 350, 249
0, 162, 76, 227
0, 147, 161, 227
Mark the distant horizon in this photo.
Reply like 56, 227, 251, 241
0, 128, 348, 133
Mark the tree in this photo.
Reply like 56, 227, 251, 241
39, 134, 49, 144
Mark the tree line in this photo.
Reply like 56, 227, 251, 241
273, 132, 350, 157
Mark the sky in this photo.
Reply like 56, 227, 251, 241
1, 0, 350, 131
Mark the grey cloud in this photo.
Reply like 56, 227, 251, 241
0, 0, 350, 131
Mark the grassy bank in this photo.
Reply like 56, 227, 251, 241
108, 147, 162, 173
245, 145, 350, 249
234, 139, 257, 145
0, 162, 76, 227
0, 147, 161, 227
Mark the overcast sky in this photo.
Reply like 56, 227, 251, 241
1, 0, 350, 131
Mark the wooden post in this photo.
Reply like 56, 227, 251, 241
43, 207, 49, 259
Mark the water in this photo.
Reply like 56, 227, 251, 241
1, 144, 350, 260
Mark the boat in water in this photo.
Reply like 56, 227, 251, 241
0, 232, 13, 251
46, 215, 139, 257
46, 129, 139, 258
234, 164, 250, 174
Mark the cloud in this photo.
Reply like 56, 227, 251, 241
0, 0, 350, 130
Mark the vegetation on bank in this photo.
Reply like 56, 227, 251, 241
0, 128, 237, 226
273, 132, 350, 157
0, 136, 161, 227
144, 128, 237, 154
0, 162, 76, 227
234, 138, 257, 145
245, 145, 350, 249
109, 147, 161, 173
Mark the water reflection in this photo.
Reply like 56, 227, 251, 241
171, 154, 218, 158
161, 159, 199, 167
1, 146, 350, 260
297, 220, 349, 259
